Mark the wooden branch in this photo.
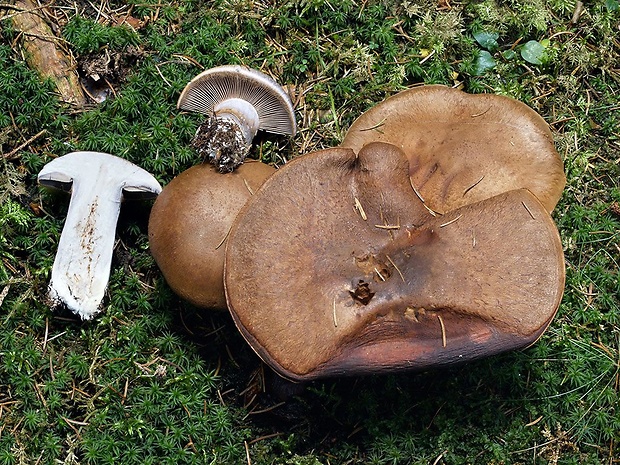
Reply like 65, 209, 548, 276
3, 0, 86, 106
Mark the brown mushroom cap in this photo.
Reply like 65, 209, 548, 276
149, 160, 275, 309
225, 142, 565, 381
341, 85, 566, 214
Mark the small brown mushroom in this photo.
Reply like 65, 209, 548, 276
178, 65, 296, 172
224, 143, 565, 381
149, 160, 275, 309
341, 85, 566, 214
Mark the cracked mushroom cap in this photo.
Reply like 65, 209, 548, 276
341, 85, 566, 214
177, 65, 297, 136
149, 160, 275, 309
224, 142, 565, 381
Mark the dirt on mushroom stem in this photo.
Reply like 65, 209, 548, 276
192, 117, 250, 172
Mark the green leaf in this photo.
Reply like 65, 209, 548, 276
475, 50, 496, 74
520, 40, 546, 65
502, 49, 517, 60
606, 0, 619, 12
473, 31, 499, 51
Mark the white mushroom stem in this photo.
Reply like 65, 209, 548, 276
38, 152, 161, 319
214, 97, 260, 147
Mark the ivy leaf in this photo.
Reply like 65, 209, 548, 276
520, 40, 546, 65
475, 50, 496, 75
473, 31, 499, 51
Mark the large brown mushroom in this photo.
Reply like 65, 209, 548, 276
224, 143, 565, 381
149, 160, 274, 309
341, 85, 566, 214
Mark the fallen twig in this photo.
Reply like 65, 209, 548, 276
2, 129, 47, 159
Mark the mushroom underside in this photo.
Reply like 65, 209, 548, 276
224, 143, 565, 381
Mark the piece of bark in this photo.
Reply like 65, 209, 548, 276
7, 0, 85, 106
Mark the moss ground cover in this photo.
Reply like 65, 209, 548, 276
1, 0, 619, 463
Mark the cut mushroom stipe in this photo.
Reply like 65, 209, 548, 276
38, 151, 161, 320
178, 65, 296, 172
341, 85, 566, 214
148, 160, 275, 309
224, 143, 565, 381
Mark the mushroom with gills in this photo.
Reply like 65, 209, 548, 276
148, 160, 275, 309
341, 85, 566, 214
177, 65, 296, 172
224, 142, 565, 381
38, 151, 162, 320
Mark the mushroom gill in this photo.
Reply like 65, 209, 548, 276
178, 65, 296, 172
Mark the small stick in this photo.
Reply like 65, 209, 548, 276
374, 267, 386, 282
521, 201, 535, 219
471, 107, 491, 118
354, 197, 367, 220
386, 255, 405, 282
215, 226, 232, 250
432, 450, 448, 465
248, 433, 284, 445
0, 285, 9, 309
248, 401, 286, 416
63, 417, 89, 427
420, 49, 435, 64
42, 317, 49, 352
374, 224, 400, 230
437, 314, 447, 348
243, 177, 254, 195
463, 175, 485, 197
332, 297, 338, 327
423, 203, 440, 217
409, 176, 425, 203
571, 1, 584, 24
440, 214, 462, 228
410, 179, 442, 216
244, 440, 252, 465
171, 53, 204, 69
155, 63, 171, 87
358, 117, 386, 133
3, 129, 46, 159
46, 330, 67, 343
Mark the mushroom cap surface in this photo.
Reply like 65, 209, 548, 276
177, 65, 297, 136
225, 143, 565, 381
149, 160, 275, 309
341, 85, 566, 213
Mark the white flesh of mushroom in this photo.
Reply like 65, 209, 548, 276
38, 151, 162, 319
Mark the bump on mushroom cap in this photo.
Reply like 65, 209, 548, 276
177, 65, 296, 137
342, 85, 566, 213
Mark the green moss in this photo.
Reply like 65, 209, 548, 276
1, 0, 620, 463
